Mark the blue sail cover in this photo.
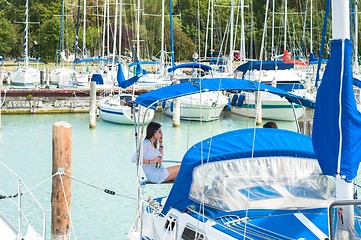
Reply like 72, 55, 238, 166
161, 128, 316, 215
116, 63, 140, 88
309, 52, 328, 65
312, 39, 361, 181
167, 62, 213, 73
135, 78, 315, 109
353, 77, 361, 88
235, 60, 295, 79
73, 57, 118, 65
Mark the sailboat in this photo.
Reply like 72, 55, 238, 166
11, 0, 41, 86
127, 1, 361, 238
127, 78, 321, 239
48, 0, 77, 87
161, 63, 229, 122
98, 63, 155, 125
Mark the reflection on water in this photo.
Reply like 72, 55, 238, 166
0, 110, 299, 239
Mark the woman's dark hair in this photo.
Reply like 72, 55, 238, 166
145, 122, 161, 140
263, 121, 278, 129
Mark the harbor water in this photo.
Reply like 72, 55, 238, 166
0, 110, 297, 239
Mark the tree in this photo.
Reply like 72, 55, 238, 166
0, 11, 16, 57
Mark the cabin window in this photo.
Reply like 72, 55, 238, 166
181, 225, 205, 240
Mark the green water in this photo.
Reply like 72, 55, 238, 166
0, 110, 297, 239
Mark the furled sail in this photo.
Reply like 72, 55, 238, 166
312, 39, 361, 181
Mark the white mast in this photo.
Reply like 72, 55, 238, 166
102, 0, 107, 57
119, 0, 123, 57
228, 0, 235, 74
240, 0, 245, 60
24, 0, 29, 67
82, 0, 87, 58
332, 0, 354, 238
136, 0, 140, 61
353, 0, 359, 73
160, 0, 165, 75
204, 0, 211, 59
284, 0, 287, 51
112, 0, 118, 64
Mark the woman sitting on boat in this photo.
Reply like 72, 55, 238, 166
132, 122, 180, 183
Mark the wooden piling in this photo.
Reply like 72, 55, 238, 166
255, 91, 263, 125
46, 66, 50, 86
51, 121, 72, 240
172, 98, 180, 127
89, 81, 97, 128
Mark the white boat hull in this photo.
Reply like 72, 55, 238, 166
99, 95, 155, 124
11, 67, 41, 86
163, 92, 228, 122
230, 92, 305, 121
49, 67, 76, 86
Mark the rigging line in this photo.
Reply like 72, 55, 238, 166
62, 173, 136, 200
59, 174, 78, 240
23, 172, 59, 194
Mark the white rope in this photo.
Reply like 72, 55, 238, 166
23, 172, 59, 194
59, 173, 77, 240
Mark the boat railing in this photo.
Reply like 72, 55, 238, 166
328, 199, 361, 240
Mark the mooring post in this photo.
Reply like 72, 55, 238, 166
89, 81, 97, 128
51, 121, 72, 240
46, 66, 50, 86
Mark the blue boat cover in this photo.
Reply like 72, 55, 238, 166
134, 78, 315, 109
0, 56, 3, 62
167, 62, 213, 73
312, 39, 361, 181
309, 52, 329, 65
91, 74, 103, 84
74, 57, 118, 65
161, 128, 316, 215
235, 60, 295, 78
353, 77, 361, 88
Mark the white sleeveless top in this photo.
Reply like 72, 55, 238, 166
132, 139, 169, 184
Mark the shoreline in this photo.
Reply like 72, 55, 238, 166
0, 86, 147, 114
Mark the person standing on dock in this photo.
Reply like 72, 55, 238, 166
132, 122, 180, 183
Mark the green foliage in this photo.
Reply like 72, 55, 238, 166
0, 0, 350, 62
0, 11, 15, 55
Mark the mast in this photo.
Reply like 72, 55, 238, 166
136, 0, 140, 61
271, 0, 275, 58
119, 0, 123, 57
170, 0, 175, 68
228, 0, 235, 74
284, 0, 287, 51
332, 0, 354, 236
160, 0, 165, 75
82, 0, 87, 58
310, 0, 313, 53
240, 0, 245, 60
57, 0, 65, 66
24, 0, 29, 67
353, 0, 359, 73
102, 0, 107, 57
74, 0, 81, 62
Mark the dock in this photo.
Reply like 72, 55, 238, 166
0, 87, 147, 114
